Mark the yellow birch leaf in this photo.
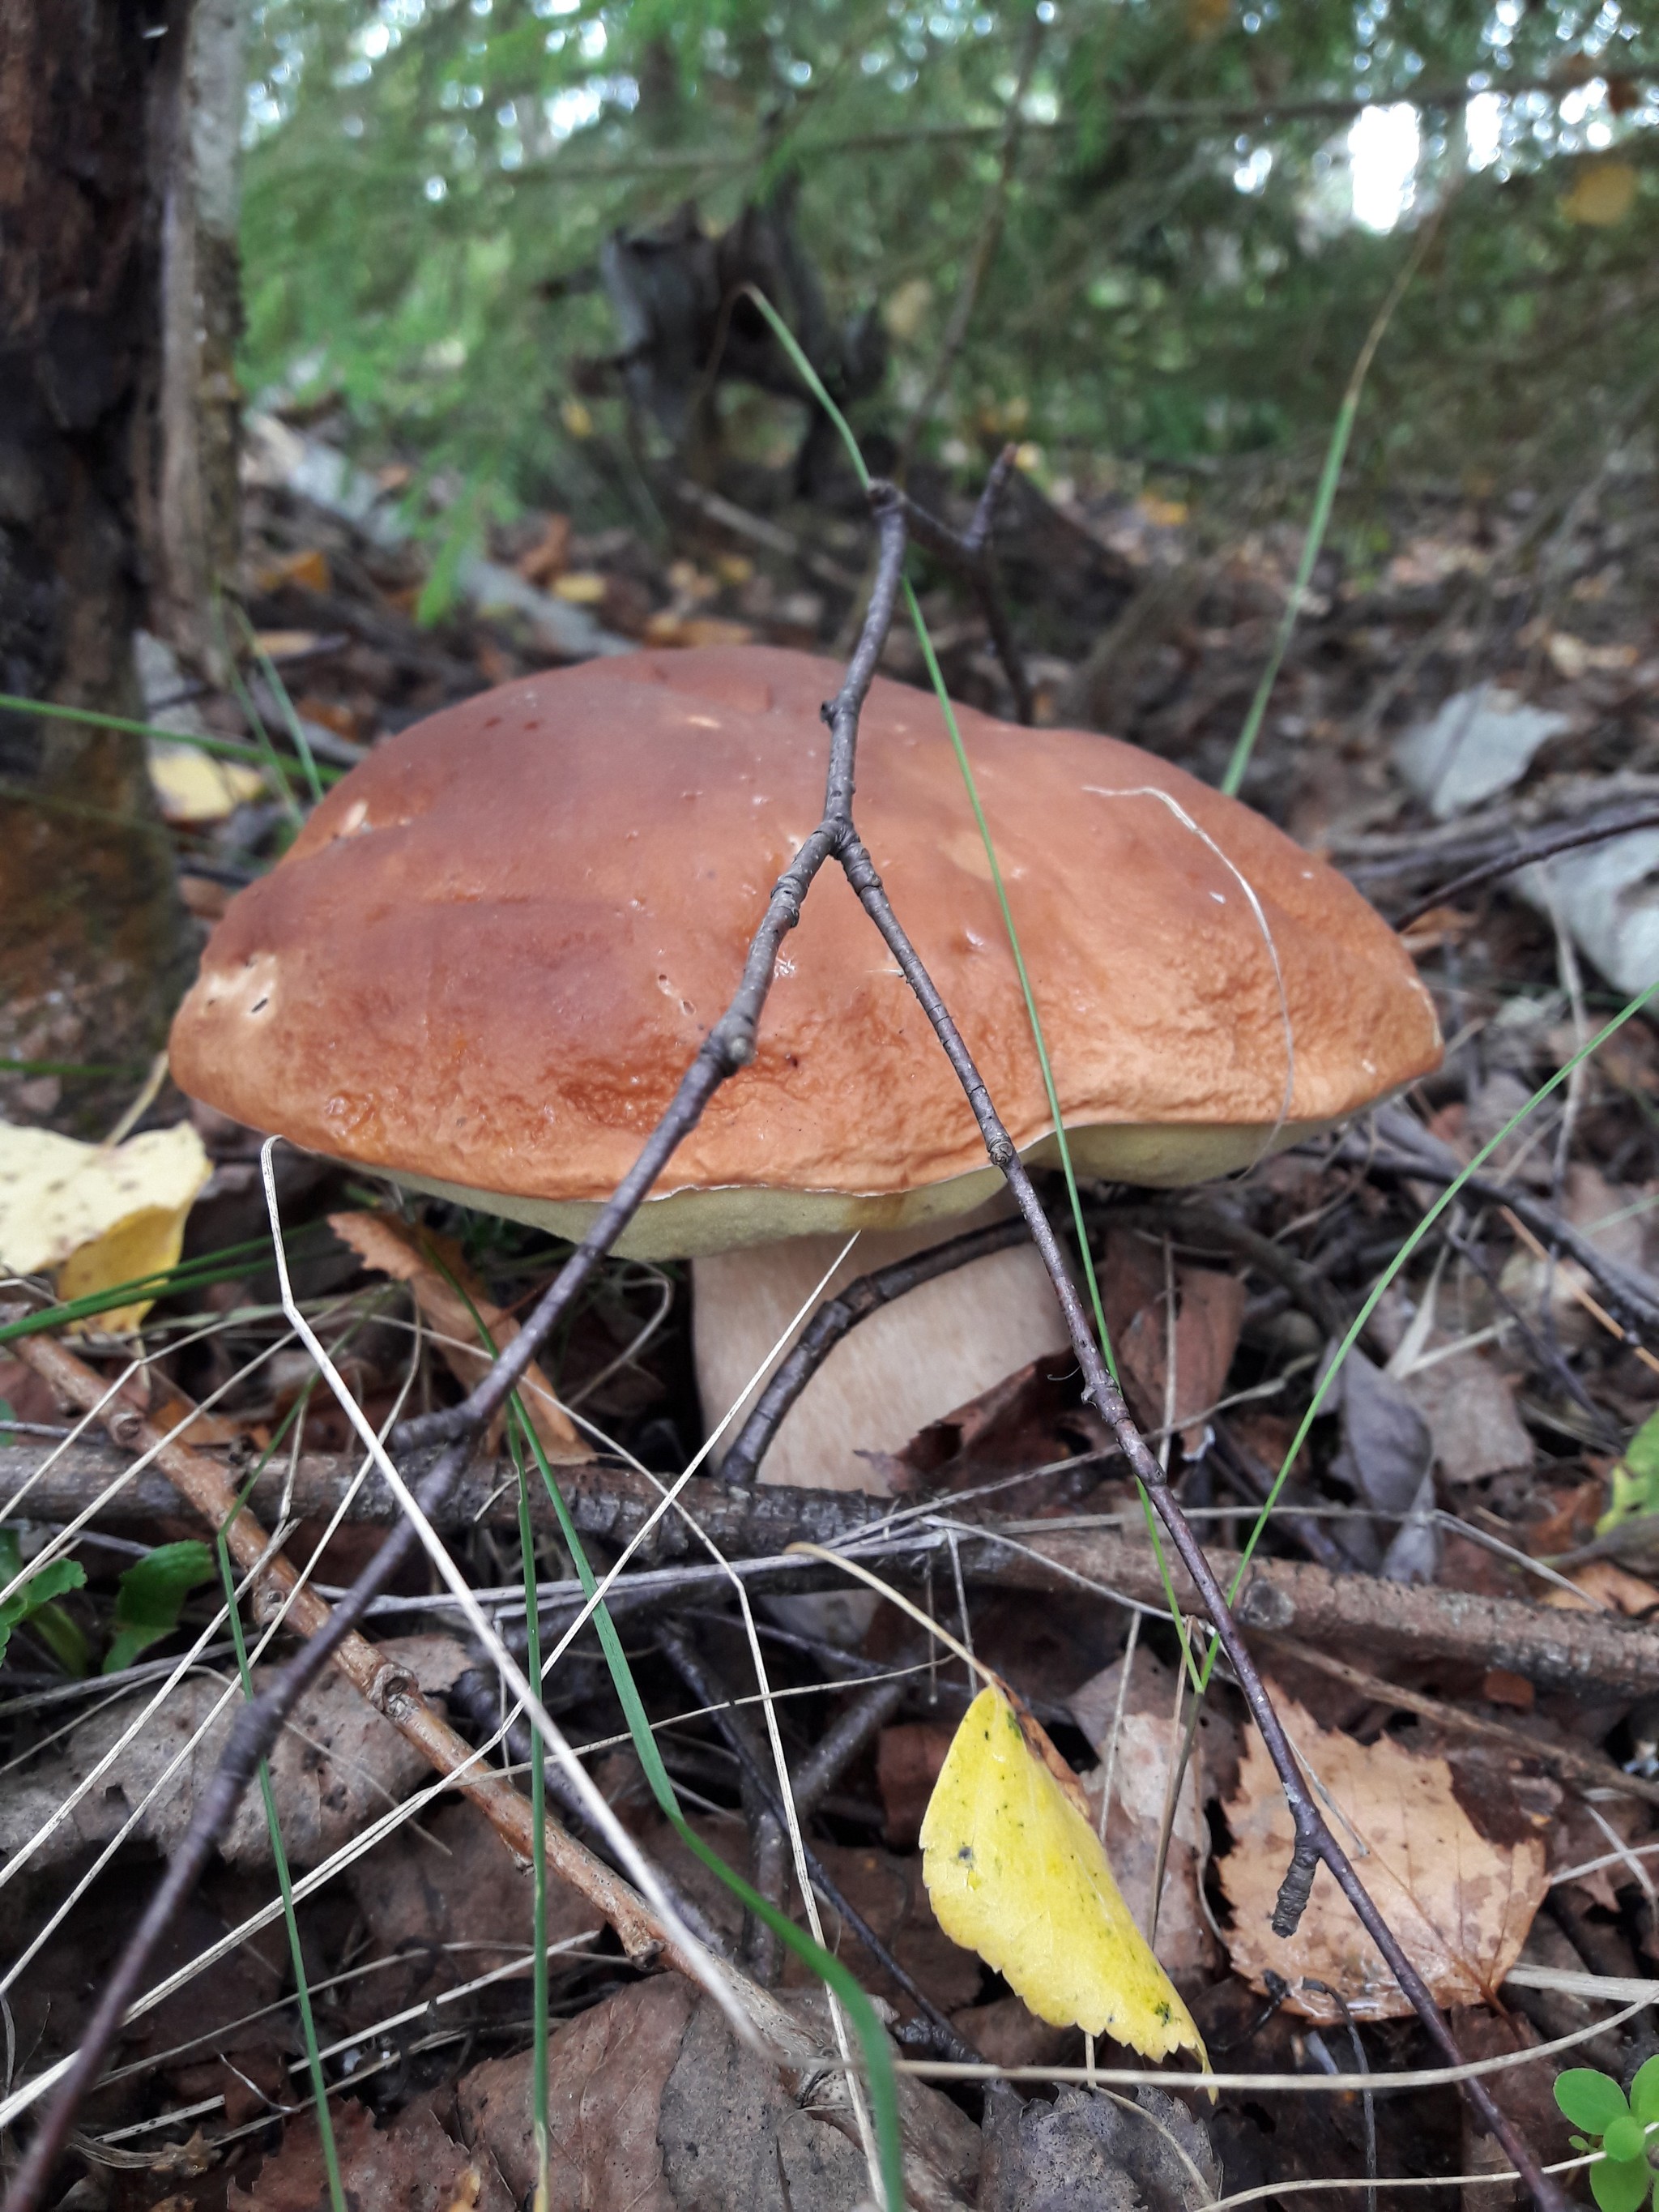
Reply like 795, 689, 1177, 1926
0, 1121, 211, 1332
147, 741, 267, 826
919, 1683, 1208, 2065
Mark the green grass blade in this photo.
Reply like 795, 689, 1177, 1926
1194, 980, 1659, 1698
420, 1241, 906, 2210
0, 1226, 327, 1346
228, 601, 326, 807
1219, 221, 1434, 799
0, 691, 336, 791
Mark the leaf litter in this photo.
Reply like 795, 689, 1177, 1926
7, 335, 1659, 2212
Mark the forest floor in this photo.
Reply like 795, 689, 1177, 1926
3, 410, 1659, 2212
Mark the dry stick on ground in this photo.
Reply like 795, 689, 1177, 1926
2, 1332, 718, 1962
719, 1214, 1030, 1483
9, 476, 1564, 2206
15, 1447, 1659, 1696
1342, 1104, 1659, 1337
1392, 801, 1659, 933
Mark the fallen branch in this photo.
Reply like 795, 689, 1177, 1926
4, 1331, 673, 1963
13, 1444, 1658, 1699
1349, 1104, 1659, 1337
1392, 801, 1659, 932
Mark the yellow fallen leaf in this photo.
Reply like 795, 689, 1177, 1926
147, 741, 266, 826
0, 1121, 211, 1331
919, 1682, 1207, 2064
1561, 159, 1636, 227
1220, 1687, 1547, 2022
330, 1211, 590, 1464
552, 571, 607, 604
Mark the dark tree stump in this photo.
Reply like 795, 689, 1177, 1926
0, 0, 195, 1134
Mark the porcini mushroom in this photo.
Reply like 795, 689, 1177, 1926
168, 644, 1440, 1494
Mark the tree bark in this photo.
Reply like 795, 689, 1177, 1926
145, 0, 245, 673
0, 0, 194, 1134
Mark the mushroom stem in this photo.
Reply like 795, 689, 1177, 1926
693, 1208, 1073, 1496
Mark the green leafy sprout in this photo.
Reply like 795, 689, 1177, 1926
103, 1541, 219, 1676
1556, 2061, 1659, 2212
1597, 1409, 1659, 1537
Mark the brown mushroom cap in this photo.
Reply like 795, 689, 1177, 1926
169, 644, 1440, 1256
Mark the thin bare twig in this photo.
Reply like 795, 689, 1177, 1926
1392, 803, 1659, 932
876, 456, 1034, 722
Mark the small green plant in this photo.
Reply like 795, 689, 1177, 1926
103, 1540, 218, 1674
0, 1528, 88, 1674
1556, 2060, 1659, 2211
1597, 1411, 1659, 1536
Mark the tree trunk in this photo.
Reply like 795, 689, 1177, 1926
0, 0, 196, 1133
146, 0, 245, 673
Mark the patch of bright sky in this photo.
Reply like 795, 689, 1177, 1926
1348, 100, 1419, 228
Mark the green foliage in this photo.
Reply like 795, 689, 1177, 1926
104, 1541, 220, 1675
1597, 1410, 1659, 1535
243, 0, 1657, 544
1556, 2063, 1659, 2212
0, 1530, 88, 1675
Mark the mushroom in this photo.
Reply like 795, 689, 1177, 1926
169, 644, 1440, 1497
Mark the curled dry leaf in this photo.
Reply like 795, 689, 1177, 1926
0, 1633, 470, 1873
457, 1975, 982, 2211
1219, 1688, 1548, 2022
331, 1211, 590, 1462
979, 2083, 1221, 2212
230, 2095, 514, 2212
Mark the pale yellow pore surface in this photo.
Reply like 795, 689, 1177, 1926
920, 1685, 1208, 2063
377, 1112, 1342, 1262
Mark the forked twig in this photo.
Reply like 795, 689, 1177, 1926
6, 468, 1568, 2211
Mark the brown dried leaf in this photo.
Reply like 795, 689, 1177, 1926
331, 1211, 589, 1462
458, 1978, 980, 2210
343, 1798, 598, 2022
230, 2095, 514, 2212
1401, 1351, 1534, 1484
1547, 1559, 1659, 1616
876, 1720, 957, 1849
1219, 1688, 1547, 2021
1101, 1232, 1245, 1449
0, 1634, 471, 1873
